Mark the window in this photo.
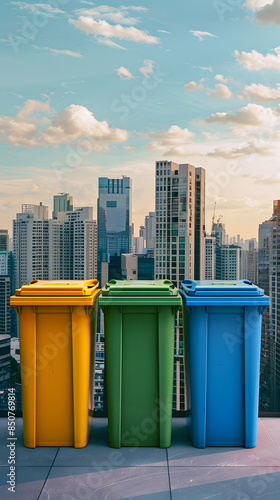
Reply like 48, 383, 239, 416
106, 201, 117, 207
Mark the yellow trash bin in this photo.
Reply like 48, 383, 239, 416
10, 279, 101, 449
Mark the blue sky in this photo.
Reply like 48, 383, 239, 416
1, 0, 280, 237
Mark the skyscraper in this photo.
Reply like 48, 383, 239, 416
145, 211, 156, 255
13, 203, 49, 288
52, 193, 73, 219
269, 200, 280, 410
205, 236, 216, 280
97, 176, 131, 284
258, 215, 274, 411
155, 160, 206, 411
194, 167, 206, 279
0, 230, 9, 251
13, 202, 97, 286
51, 207, 97, 280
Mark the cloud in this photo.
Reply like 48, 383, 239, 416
139, 60, 155, 77
189, 30, 218, 42
43, 47, 83, 58
207, 140, 275, 158
255, 0, 280, 25
201, 131, 220, 140
193, 65, 213, 72
69, 16, 159, 45
215, 74, 228, 83
242, 171, 280, 184
244, 0, 274, 12
0, 100, 128, 151
184, 81, 204, 90
115, 66, 135, 79
234, 46, 280, 71
74, 5, 148, 25
8, 92, 24, 99
145, 125, 196, 155
158, 29, 171, 34
207, 83, 233, 99
10, 2, 66, 17
239, 82, 280, 101
204, 103, 278, 137
97, 38, 127, 50
123, 145, 136, 151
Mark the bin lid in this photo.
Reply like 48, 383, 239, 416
15, 279, 99, 297
181, 279, 264, 297
102, 279, 178, 296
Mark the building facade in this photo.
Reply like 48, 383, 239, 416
97, 176, 132, 284
155, 160, 205, 411
205, 236, 216, 280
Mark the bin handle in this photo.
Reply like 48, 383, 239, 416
181, 279, 195, 289
163, 280, 175, 289
243, 279, 252, 285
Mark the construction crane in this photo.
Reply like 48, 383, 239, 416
212, 201, 216, 227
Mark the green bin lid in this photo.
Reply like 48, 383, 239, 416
102, 279, 178, 296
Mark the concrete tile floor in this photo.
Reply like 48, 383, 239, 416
0, 418, 279, 500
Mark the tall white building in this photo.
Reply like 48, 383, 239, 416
155, 159, 206, 411
145, 211, 156, 253
13, 203, 49, 288
220, 245, 241, 280
13, 202, 98, 287
155, 161, 205, 283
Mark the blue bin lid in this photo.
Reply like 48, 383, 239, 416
181, 279, 264, 297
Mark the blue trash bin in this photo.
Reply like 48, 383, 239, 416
180, 280, 269, 449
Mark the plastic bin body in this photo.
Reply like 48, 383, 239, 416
99, 280, 181, 448
10, 280, 101, 448
180, 280, 269, 449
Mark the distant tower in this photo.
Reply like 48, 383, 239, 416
97, 176, 132, 284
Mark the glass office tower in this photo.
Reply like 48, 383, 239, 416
97, 176, 132, 284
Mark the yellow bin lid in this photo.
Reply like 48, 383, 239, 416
15, 279, 99, 297
11, 279, 100, 307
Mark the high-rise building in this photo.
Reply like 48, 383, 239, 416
97, 176, 132, 283
0, 249, 17, 337
13, 202, 97, 287
205, 236, 216, 280
240, 249, 249, 280
52, 193, 73, 219
145, 211, 156, 255
0, 276, 11, 336
269, 200, 280, 410
258, 216, 274, 411
13, 203, 49, 288
248, 239, 258, 284
220, 245, 241, 280
0, 333, 10, 383
54, 207, 97, 280
194, 167, 206, 279
155, 160, 206, 411
0, 230, 9, 251
132, 236, 144, 254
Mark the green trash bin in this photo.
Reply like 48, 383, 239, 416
99, 280, 182, 448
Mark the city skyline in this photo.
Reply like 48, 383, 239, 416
2, 1, 280, 238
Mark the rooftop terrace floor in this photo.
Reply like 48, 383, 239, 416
0, 418, 280, 499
